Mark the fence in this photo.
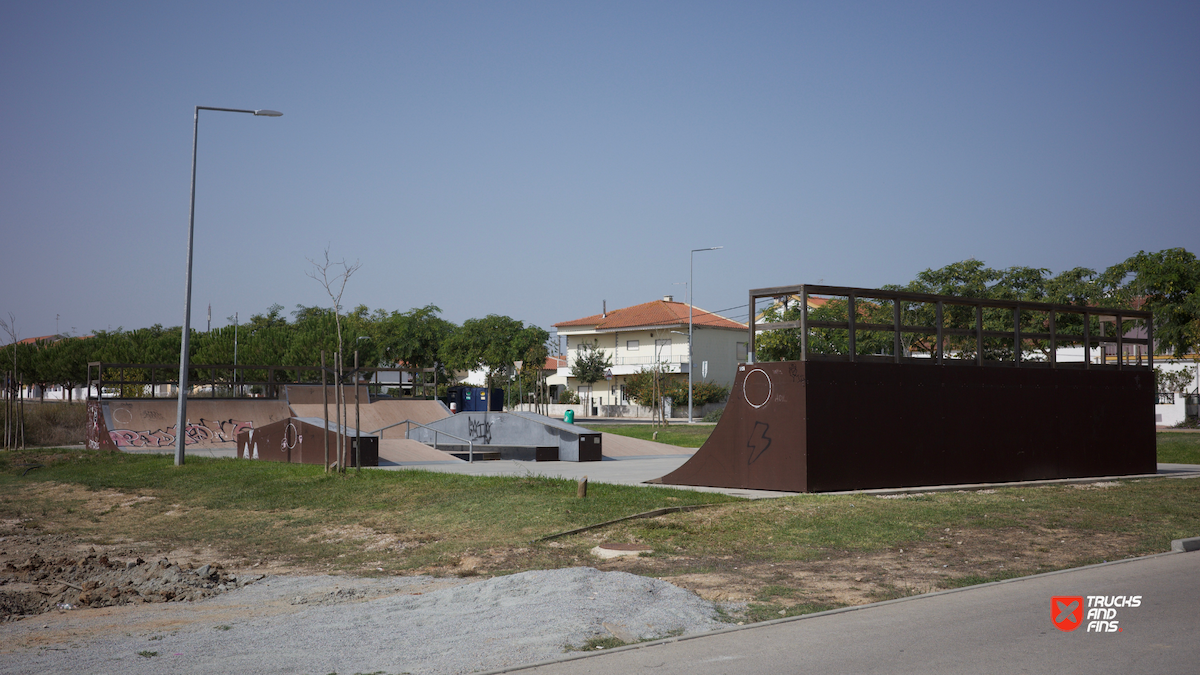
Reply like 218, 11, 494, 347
748, 283, 1155, 370
86, 362, 439, 400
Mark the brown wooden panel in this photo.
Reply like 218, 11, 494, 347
660, 361, 1155, 493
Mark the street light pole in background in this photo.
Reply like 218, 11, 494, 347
688, 246, 722, 423
176, 106, 282, 466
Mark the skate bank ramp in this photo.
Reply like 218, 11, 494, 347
87, 398, 450, 451
659, 360, 1155, 493
86, 399, 291, 451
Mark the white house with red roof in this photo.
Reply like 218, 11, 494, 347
553, 295, 748, 409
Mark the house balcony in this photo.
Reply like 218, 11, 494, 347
562, 352, 691, 377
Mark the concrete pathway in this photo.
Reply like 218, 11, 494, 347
497, 549, 1200, 675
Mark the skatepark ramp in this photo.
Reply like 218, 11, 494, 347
87, 399, 291, 451
87, 395, 450, 452
406, 411, 602, 462
659, 284, 1157, 493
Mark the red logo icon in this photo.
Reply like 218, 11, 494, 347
1052, 596, 1084, 632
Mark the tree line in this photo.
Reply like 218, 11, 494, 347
0, 303, 551, 402
4, 248, 1196, 402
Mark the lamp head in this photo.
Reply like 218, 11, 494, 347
254, 109, 283, 117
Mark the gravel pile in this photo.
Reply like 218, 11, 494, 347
1, 567, 739, 675
0, 551, 255, 619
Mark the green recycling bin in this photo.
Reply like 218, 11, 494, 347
564, 409, 575, 424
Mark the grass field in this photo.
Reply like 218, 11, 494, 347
598, 424, 716, 447
2, 430, 1198, 622
1156, 431, 1200, 464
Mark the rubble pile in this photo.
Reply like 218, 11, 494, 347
0, 550, 261, 620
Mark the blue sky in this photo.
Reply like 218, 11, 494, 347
2, 1, 1197, 342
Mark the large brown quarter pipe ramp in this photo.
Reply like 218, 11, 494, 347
659, 360, 1156, 493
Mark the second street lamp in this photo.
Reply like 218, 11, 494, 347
176, 106, 282, 466
688, 246, 722, 424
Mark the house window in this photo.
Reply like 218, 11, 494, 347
627, 340, 639, 350
736, 342, 748, 361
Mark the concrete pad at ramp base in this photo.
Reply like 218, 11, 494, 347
599, 433, 697, 458
288, 400, 450, 439
409, 412, 602, 461
90, 399, 291, 451
378, 438, 464, 464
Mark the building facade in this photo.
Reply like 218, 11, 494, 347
553, 296, 748, 408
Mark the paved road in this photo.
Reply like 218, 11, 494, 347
501, 550, 1200, 675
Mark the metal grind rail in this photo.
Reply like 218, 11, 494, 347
369, 419, 475, 463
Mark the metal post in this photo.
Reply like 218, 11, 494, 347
800, 287, 809, 360
174, 106, 281, 466
975, 304, 983, 366
1049, 310, 1056, 368
174, 107, 201, 466
355, 350, 361, 473
1013, 307, 1021, 367
688, 246, 721, 423
1147, 314, 1154, 372
1084, 311, 1091, 369
894, 299, 902, 363
935, 301, 944, 364
1108, 314, 1118, 367
322, 351, 329, 473
847, 292, 856, 361
747, 289, 756, 364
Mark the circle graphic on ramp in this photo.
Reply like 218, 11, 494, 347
112, 407, 132, 425
284, 422, 298, 450
743, 368, 773, 409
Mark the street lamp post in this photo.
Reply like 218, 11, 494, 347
176, 106, 281, 466
688, 246, 722, 423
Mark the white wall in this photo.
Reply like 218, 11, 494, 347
1156, 396, 1188, 427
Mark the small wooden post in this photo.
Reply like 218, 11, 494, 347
577, 476, 588, 498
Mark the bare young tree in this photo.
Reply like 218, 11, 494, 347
306, 247, 361, 472
306, 246, 362, 360
0, 313, 22, 449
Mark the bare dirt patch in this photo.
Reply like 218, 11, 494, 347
579, 524, 1143, 612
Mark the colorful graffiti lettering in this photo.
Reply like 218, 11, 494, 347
86, 403, 103, 451
107, 418, 254, 448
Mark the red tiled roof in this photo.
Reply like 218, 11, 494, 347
543, 355, 567, 370
10, 334, 93, 346
555, 299, 745, 331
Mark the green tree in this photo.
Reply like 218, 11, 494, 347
1119, 248, 1200, 358
664, 379, 729, 407
570, 340, 613, 391
440, 315, 549, 408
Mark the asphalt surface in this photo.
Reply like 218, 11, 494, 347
500, 549, 1200, 675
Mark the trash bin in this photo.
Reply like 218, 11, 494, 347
564, 409, 574, 424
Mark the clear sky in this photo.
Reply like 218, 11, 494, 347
2, 1, 1197, 343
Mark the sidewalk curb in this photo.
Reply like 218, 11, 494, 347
1171, 536, 1200, 552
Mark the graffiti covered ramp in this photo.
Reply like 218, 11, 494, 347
659, 360, 1156, 493
88, 399, 291, 451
